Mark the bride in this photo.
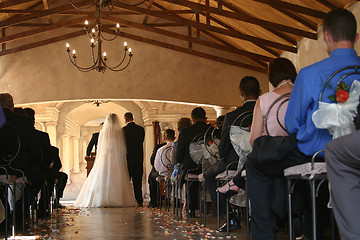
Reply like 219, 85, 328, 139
74, 113, 137, 207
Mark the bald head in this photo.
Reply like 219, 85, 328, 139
0, 93, 14, 111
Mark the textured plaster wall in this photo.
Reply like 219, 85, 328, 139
281, 2, 360, 71
0, 33, 267, 107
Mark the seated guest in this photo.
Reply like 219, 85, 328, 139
170, 117, 192, 165
203, 76, 260, 231
0, 93, 43, 220
147, 139, 166, 208
245, 9, 360, 240
154, 129, 176, 177
24, 107, 53, 217
86, 122, 104, 157
49, 146, 68, 209
217, 57, 296, 194
175, 107, 211, 217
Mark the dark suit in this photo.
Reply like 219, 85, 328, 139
175, 120, 210, 210
34, 130, 52, 178
1, 108, 43, 186
86, 132, 99, 156
148, 143, 166, 207
204, 100, 256, 214
1, 108, 44, 219
123, 121, 145, 205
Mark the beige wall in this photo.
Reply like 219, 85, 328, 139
0, 32, 268, 107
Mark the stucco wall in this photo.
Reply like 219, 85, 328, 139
0, 31, 268, 107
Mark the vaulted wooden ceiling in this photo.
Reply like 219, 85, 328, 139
0, 0, 357, 73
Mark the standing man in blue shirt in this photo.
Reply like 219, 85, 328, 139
246, 8, 360, 240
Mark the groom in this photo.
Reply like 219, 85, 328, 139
123, 112, 145, 207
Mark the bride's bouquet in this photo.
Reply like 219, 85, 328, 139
312, 80, 360, 139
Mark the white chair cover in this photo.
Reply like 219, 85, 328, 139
230, 126, 252, 171
312, 80, 360, 139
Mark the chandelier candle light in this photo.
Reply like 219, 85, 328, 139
66, 18, 133, 73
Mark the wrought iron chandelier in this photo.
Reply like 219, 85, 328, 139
66, 2, 133, 73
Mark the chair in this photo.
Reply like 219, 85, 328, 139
285, 65, 360, 240
156, 146, 173, 211
0, 124, 26, 239
215, 110, 252, 234
198, 121, 222, 226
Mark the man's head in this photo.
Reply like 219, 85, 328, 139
164, 129, 176, 142
177, 117, 192, 132
100, 122, 104, 130
124, 112, 134, 123
24, 107, 35, 125
0, 93, 14, 111
268, 57, 297, 87
191, 107, 206, 124
239, 76, 261, 101
323, 8, 358, 54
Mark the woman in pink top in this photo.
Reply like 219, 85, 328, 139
217, 57, 297, 193
249, 57, 297, 145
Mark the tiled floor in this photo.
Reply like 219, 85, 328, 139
1, 205, 293, 240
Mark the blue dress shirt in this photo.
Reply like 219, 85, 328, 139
285, 48, 360, 156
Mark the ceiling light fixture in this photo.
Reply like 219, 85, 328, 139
66, 2, 133, 73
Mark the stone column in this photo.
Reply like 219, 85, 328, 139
61, 135, 71, 183
72, 137, 80, 173
143, 123, 155, 201
45, 122, 57, 147
214, 107, 230, 117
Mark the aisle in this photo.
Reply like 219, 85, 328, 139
9, 206, 252, 240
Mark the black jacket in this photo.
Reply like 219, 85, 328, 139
123, 122, 145, 166
176, 121, 211, 173
218, 100, 256, 164
86, 132, 99, 156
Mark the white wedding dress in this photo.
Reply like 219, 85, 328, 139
74, 113, 137, 208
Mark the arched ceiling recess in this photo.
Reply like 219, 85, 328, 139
67, 101, 129, 126
0, 0, 356, 73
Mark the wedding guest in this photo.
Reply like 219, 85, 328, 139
245, 9, 360, 240
175, 107, 210, 217
86, 122, 104, 157
203, 76, 260, 231
147, 139, 166, 208
123, 112, 145, 207
0, 93, 43, 220
154, 129, 175, 177
49, 146, 68, 209
24, 107, 53, 217
170, 117, 192, 165
217, 58, 296, 232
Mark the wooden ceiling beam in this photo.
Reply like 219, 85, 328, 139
101, 15, 272, 61
253, 0, 327, 19
200, 31, 268, 68
315, 0, 341, 9
159, 0, 317, 39
146, 23, 184, 27
142, 0, 154, 24
272, 6, 318, 32
0, 16, 90, 44
217, 0, 297, 45
206, 14, 280, 57
0, 0, 92, 28
0, 0, 35, 9
112, 2, 297, 52
141, 1, 271, 66
0, 30, 84, 56
101, 27, 266, 72
42, 0, 53, 24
